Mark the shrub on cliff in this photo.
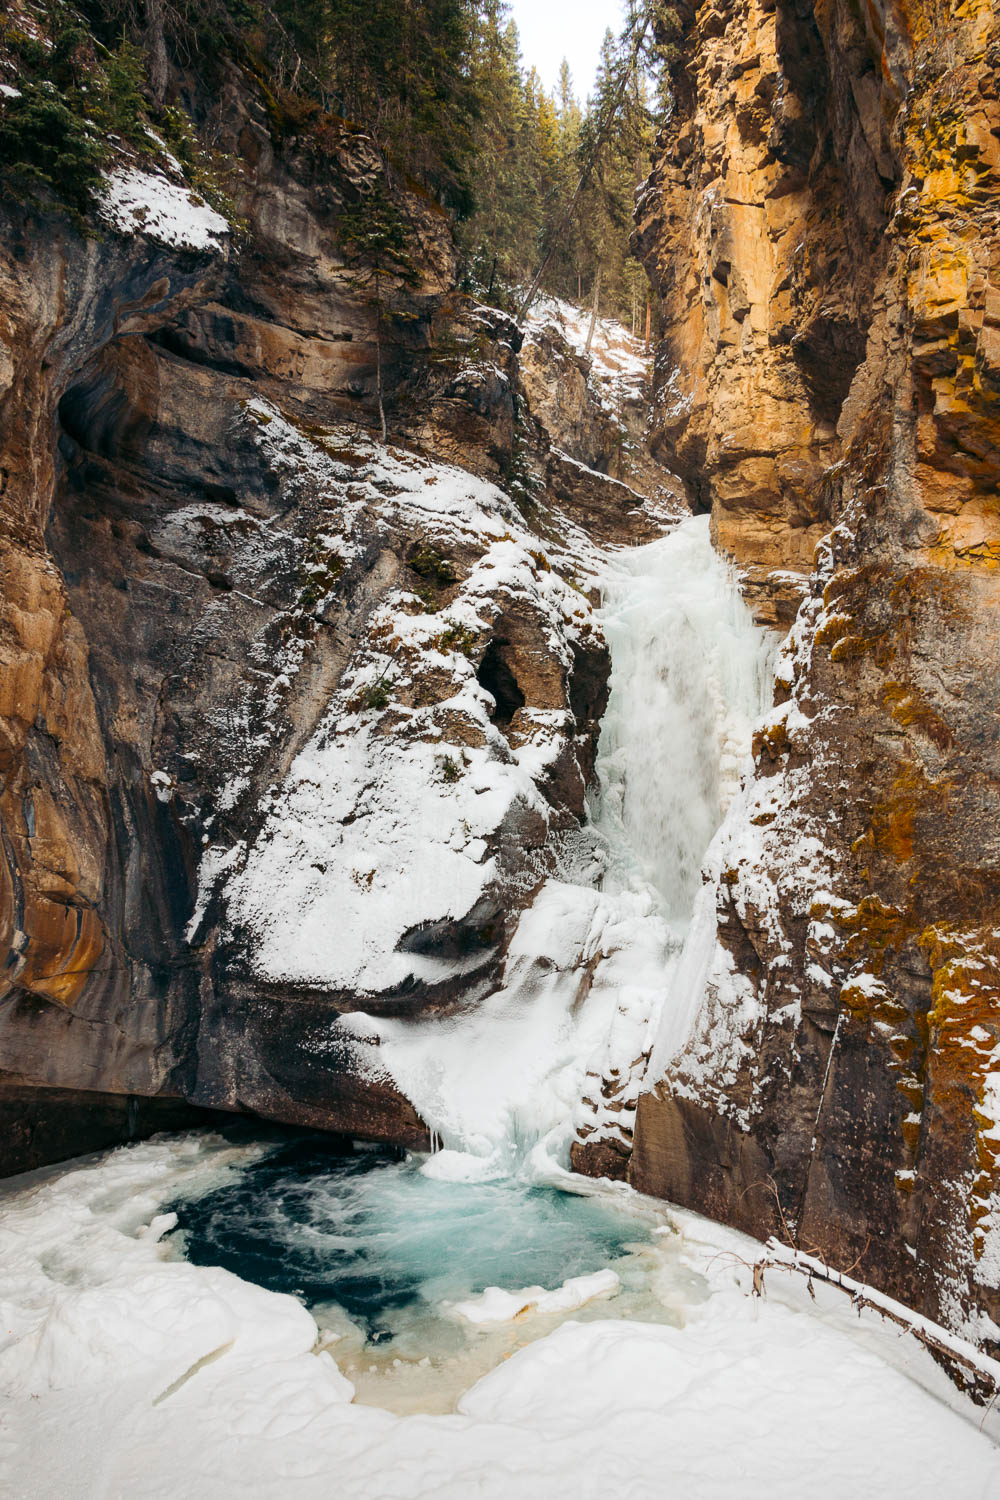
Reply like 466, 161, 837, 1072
0, 82, 106, 222
0, 14, 150, 223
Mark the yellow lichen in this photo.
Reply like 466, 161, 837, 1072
918, 923, 1000, 1255
881, 681, 953, 750
868, 760, 952, 867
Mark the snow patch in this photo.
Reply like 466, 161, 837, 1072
100, 167, 228, 251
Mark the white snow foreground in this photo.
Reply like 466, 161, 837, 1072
1, 1135, 998, 1500
100, 166, 229, 251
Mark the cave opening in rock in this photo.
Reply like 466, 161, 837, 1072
477, 638, 525, 728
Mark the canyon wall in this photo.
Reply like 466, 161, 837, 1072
4, 0, 1000, 1372
0, 48, 675, 1165
630, 0, 1000, 1356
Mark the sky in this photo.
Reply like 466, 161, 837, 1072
507, 0, 623, 104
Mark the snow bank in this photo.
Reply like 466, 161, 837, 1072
526, 294, 648, 383
100, 167, 229, 251
1, 1137, 997, 1499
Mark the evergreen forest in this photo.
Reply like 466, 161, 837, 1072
0, 0, 681, 328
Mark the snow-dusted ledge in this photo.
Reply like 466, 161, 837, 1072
100, 166, 228, 252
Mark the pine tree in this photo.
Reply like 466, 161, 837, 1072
516, 3, 659, 323
458, 7, 542, 299
340, 182, 419, 441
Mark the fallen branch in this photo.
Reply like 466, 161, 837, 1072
756, 1238, 1000, 1403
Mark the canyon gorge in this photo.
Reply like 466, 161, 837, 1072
2, 0, 1000, 1413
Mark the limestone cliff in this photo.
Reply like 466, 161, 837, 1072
628, 0, 1000, 1363
0, 40, 676, 1161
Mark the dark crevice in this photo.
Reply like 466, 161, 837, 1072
476, 638, 525, 728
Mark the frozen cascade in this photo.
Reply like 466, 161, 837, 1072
591, 513, 778, 924
355, 514, 779, 1175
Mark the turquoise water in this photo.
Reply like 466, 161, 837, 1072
169, 1133, 654, 1346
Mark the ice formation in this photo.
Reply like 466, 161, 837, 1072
357, 514, 778, 1174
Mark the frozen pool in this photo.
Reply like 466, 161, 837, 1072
167, 1129, 703, 1412
2, 1128, 997, 1499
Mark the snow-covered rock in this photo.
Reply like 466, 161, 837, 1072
100, 167, 229, 252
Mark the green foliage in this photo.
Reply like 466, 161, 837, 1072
408, 545, 458, 588
409, 542, 458, 611
0, 0, 676, 318
649, 0, 684, 80
93, 38, 150, 141
457, 8, 541, 287
438, 754, 462, 783
436, 621, 479, 658
160, 105, 244, 226
339, 183, 419, 287
500, 420, 541, 518
339, 179, 420, 437
0, 6, 230, 228
457, 2, 671, 325
361, 675, 394, 710
245, 0, 484, 214
0, 14, 154, 222
0, 81, 107, 222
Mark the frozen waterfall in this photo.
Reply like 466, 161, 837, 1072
591, 513, 777, 926
358, 514, 778, 1174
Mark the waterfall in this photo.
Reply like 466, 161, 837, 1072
591, 516, 777, 927
361, 515, 777, 1177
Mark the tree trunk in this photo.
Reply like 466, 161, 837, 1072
585, 266, 603, 356
374, 269, 387, 444
145, 0, 170, 105
644, 299, 651, 353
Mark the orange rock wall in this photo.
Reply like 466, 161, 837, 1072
629, 0, 1000, 1361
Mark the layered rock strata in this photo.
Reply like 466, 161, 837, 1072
0, 58, 677, 1164
626, 0, 1000, 1361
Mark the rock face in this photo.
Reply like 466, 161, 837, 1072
626, 0, 1000, 1358
634, 0, 894, 625
0, 61, 672, 1164
521, 299, 686, 543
